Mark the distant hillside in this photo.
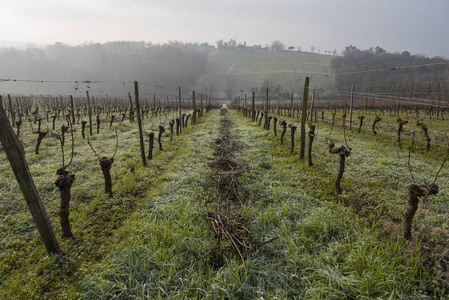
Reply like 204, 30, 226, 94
0, 43, 336, 99
331, 46, 449, 100
193, 49, 336, 100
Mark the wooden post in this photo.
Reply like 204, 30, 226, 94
437, 94, 440, 120
0, 97, 60, 254
134, 81, 147, 167
86, 91, 93, 136
70, 95, 75, 125
349, 85, 354, 130
290, 92, 293, 117
8, 94, 14, 126
200, 93, 203, 117
192, 90, 196, 124
178, 87, 182, 134
265, 88, 269, 129
310, 90, 315, 120
60, 96, 65, 121
252, 92, 256, 121
300, 77, 309, 159
128, 92, 134, 122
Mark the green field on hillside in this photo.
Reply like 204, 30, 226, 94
194, 49, 336, 99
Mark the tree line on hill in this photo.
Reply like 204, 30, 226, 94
331, 45, 449, 100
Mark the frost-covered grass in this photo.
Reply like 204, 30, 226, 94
1, 107, 449, 299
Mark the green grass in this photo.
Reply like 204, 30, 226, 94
1, 107, 449, 299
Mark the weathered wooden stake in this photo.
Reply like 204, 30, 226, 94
192, 90, 196, 124
289, 124, 297, 153
0, 98, 60, 254
8, 94, 14, 126
148, 132, 155, 159
349, 85, 354, 130
252, 92, 256, 121
70, 95, 75, 125
158, 125, 166, 151
134, 81, 147, 167
86, 91, 93, 136
300, 77, 309, 159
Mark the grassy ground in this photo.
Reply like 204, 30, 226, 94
1, 107, 449, 299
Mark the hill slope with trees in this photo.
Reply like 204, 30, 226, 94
331, 45, 449, 100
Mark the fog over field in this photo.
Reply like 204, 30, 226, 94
1, 1, 448, 98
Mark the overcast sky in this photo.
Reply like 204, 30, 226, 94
1, 0, 448, 58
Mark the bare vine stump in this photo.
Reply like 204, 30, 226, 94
328, 141, 351, 194
169, 120, 174, 141
307, 123, 316, 167
52, 114, 57, 130
120, 113, 126, 123
417, 119, 431, 151
192, 110, 197, 125
61, 125, 69, 146
256, 110, 260, 122
81, 121, 87, 139
35, 131, 48, 155
185, 114, 191, 128
110, 115, 115, 127
182, 113, 186, 128
148, 132, 155, 159
266, 116, 272, 131
158, 125, 166, 151
259, 112, 264, 127
15, 119, 22, 136
396, 118, 408, 142
176, 118, 180, 135
99, 157, 114, 197
288, 124, 297, 153
55, 169, 75, 238
372, 116, 382, 136
37, 118, 42, 132
280, 120, 287, 145
403, 182, 438, 240
357, 115, 365, 133
96, 115, 101, 134
65, 114, 71, 127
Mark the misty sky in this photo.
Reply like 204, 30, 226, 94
1, 0, 448, 58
